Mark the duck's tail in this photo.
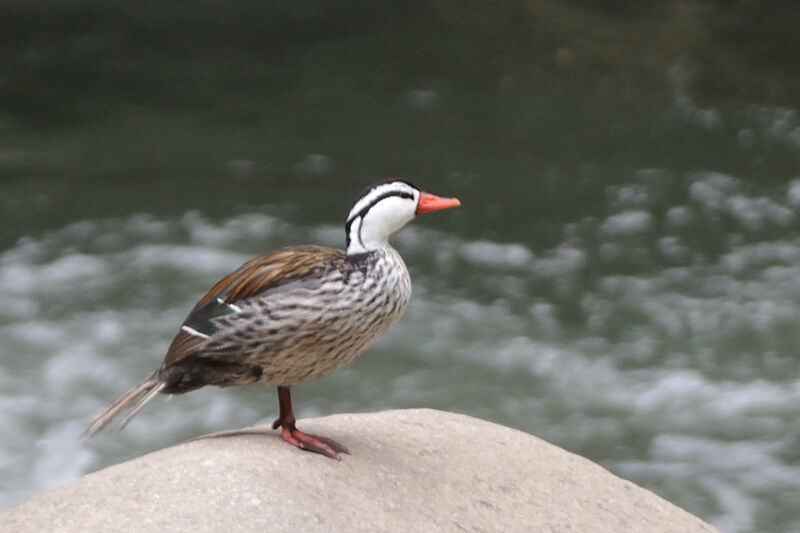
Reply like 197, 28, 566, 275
84, 372, 166, 437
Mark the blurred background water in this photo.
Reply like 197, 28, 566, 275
1, 2, 799, 532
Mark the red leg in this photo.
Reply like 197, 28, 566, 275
271, 386, 349, 460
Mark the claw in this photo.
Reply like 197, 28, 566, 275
279, 426, 350, 459
272, 386, 350, 460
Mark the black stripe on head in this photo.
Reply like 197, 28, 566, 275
345, 180, 418, 249
355, 179, 419, 202
346, 181, 418, 225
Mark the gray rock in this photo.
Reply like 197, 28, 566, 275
0, 409, 719, 533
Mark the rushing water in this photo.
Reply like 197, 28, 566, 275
2, 10, 800, 530
3, 134, 800, 532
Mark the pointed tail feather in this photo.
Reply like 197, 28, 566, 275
84, 372, 166, 437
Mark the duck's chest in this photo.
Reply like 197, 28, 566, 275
337, 248, 412, 323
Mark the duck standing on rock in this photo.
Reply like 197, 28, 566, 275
87, 180, 460, 459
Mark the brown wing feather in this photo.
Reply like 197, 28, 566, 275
163, 329, 208, 368
196, 245, 344, 308
162, 245, 346, 367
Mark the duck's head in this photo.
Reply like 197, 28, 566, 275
345, 180, 460, 255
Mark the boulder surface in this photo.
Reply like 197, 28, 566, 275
0, 409, 719, 532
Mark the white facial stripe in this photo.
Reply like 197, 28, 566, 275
346, 216, 364, 250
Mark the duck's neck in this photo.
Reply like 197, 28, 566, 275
345, 216, 395, 256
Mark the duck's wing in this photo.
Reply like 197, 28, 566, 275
162, 245, 346, 367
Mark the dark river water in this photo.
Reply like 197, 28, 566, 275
1, 4, 799, 532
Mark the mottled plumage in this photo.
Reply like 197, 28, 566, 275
87, 180, 459, 458
161, 245, 411, 391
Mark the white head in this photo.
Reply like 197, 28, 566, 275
345, 180, 460, 256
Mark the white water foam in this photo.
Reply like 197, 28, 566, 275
2, 170, 800, 532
